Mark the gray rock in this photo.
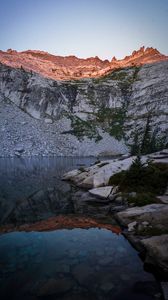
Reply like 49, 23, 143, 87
111, 185, 119, 194
78, 157, 137, 188
108, 193, 117, 201
157, 195, 168, 204
14, 145, 25, 153
89, 186, 113, 199
128, 221, 137, 232
141, 235, 168, 273
115, 196, 123, 204
0, 60, 167, 157
62, 169, 82, 181
111, 205, 127, 212
14, 151, 21, 157
116, 204, 168, 230
44, 118, 53, 124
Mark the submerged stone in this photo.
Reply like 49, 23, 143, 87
37, 278, 75, 296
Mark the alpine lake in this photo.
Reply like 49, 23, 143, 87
0, 157, 161, 300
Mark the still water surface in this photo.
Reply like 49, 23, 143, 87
0, 157, 159, 299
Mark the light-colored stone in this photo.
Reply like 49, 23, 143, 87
111, 185, 119, 195
142, 221, 149, 227
116, 204, 168, 230
157, 195, 168, 204
78, 156, 138, 188
89, 186, 113, 199
141, 235, 168, 273
108, 193, 117, 201
128, 221, 137, 232
62, 169, 81, 181
44, 118, 53, 124
14, 144, 25, 153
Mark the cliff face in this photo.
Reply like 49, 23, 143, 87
0, 46, 167, 80
0, 54, 168, 156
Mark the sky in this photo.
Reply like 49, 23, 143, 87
0, 0, 168, 60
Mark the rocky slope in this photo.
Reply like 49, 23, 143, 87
0, 47, 168, 157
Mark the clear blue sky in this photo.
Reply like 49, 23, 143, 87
0, 0, 168, 60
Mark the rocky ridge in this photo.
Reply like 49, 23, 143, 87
0, 46, 167, 80
0, 47, 168, 157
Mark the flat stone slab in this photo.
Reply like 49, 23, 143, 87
89, 186, 113, 199
116, 204, 168, 228
62, 151, 168, 189
141, 235, 168, 273
78, 156, 137, 188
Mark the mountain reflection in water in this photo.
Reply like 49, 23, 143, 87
0, 157, 98, 225
0, 157, 160, 300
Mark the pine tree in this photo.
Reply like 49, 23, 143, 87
140, 114, 152, 154
130, 130, 140, 155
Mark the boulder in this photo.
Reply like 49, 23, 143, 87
141, 235, 168, 273
14, 144, 25, 153
114, 195, 123, 204
62, 169, 81, 181
72, 190, 111, 216
116, 204, 168, 230
78, 157, 136, 188
89, 186, 113, 199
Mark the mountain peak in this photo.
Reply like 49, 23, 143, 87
145, 47, 160, 55
0, 46, 167, 80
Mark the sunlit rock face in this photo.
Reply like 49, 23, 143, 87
0, 49, 168, 156
0, 46, 167, 80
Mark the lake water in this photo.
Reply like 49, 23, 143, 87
0, 157, 160, 299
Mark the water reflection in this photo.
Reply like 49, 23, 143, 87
0, 157, 98, 225
0, 228, 158, 300
0, 157, 160, 300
